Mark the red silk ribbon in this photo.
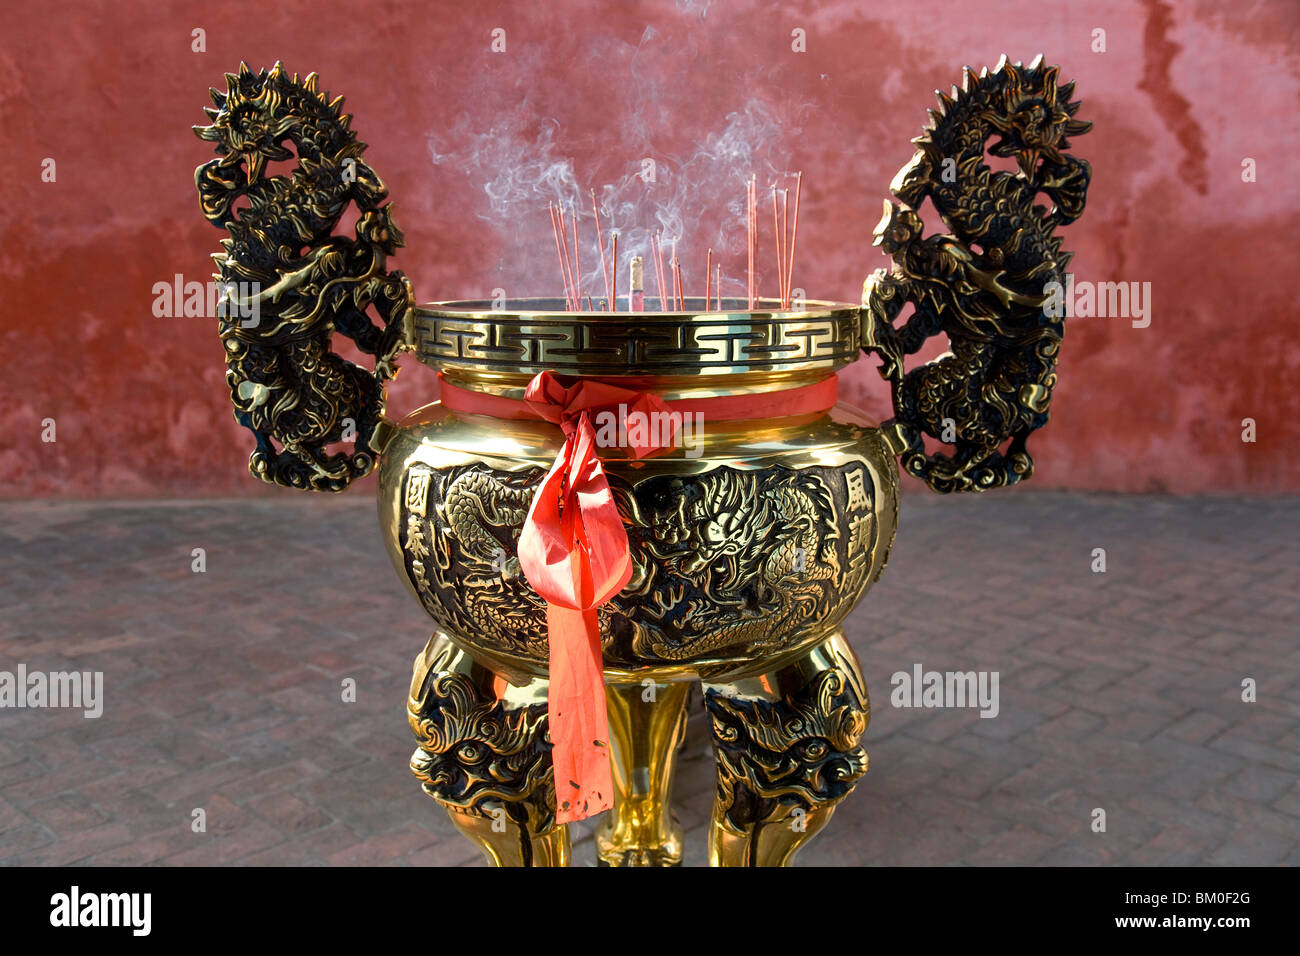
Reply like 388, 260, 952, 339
515, 373, 677, 823
437, 371, 838, 824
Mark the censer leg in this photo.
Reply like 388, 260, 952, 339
595, 679, 690, 866
701, 631, 870, 867
407, 634, 569, 866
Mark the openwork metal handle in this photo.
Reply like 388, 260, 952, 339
194, 62, 413, 492
861, 55, 1091, 493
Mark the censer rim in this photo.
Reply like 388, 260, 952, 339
417, 296, 862, 321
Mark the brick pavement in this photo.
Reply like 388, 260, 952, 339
0, 491, 1296, 866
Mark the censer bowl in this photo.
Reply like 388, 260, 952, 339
377, 296, 899, 683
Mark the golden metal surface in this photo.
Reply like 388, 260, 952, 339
597, 681, 690, 867
437, 365, 837, 402
705, 631, 869, 867
407, 634, 568, 867
377, 392, 899, 680
380, 359, 893, 865
414, 296, 862, 379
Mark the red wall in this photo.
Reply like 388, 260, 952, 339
2, 0, 1297, 497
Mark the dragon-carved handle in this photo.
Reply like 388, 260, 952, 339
861, 55, 1091, 493
194, 62, 412, 492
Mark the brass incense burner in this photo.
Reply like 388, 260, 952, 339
194, 56, 1091, 866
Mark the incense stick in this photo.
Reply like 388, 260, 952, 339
672, 238, 682, 310
657, 231, 669, 310
786, 172, 802, 310
706, 248, 713, 313
570, 206, 582, 310
549, 203, 572, 309
754, 176, 760, 307
771, 187, 783, 309
591, 189, 610, 304
562, 205, 578, 310
630, 256, 644, 312
747, 176, 756, 309
611, 232, 618, 312
781, 189, 790, 308
651, 232, 668, 311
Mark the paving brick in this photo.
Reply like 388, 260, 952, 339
1272, 783, 1300, 819
964, 824, 1061, 865
23, 793, 109, 833
215, 759, 326, 803
82, 827, 197, 865
1203, 827, 1294, 866
323, 821, 440, 866
1034, 840, 1120, 865
159, 816, 288, 867
1221, 764, 1298, 804
20, 822, 135, 866
0, 824, 55, 859
245, 790, 334, 835
0, 759, 47, 790
1126, 825, 1222, 866
1192, 790, 1298, 840
1162, 710, 1234, 745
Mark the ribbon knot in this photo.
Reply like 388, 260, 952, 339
515, 372, 677, 823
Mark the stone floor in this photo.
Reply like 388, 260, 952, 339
0, 490, 1296, 866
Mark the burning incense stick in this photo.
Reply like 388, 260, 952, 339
706, 248, 713, 312
771, 187, 784, 309
651, 232, 667, 310
786, 172, 802, 309
563, 207, 579, 310
591, 189, 611, 304
672, 238, 682, 310
557, 203, 576, 310
652, 233, 661, 309
747, 175, 756, 309
630, 256, 644, 312
781, 189, 790, 308
657, 231, 669, 310
546, 171, 802, 313
549, 203, 573, 310
570, 206, 582, 310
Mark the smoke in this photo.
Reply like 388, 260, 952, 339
425, 25, 809, 302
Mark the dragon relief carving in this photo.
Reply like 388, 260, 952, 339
409, 466, 545, 657
620, 469, 857, 662
401, 463, 879, 667
194, 62, 412, 492
862, 55, 1091, 493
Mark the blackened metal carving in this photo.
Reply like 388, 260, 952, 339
862, 55, 1092, 492
400, 462, 881, 668
194, 62, 412, 491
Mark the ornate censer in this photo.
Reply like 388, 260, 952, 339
194, 56, 1090, 866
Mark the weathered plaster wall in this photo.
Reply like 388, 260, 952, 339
1, 0, 1296, 497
